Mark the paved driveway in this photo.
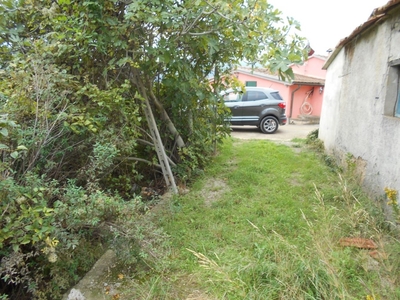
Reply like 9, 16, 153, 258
230, 123, 319, 141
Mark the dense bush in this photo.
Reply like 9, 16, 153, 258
0, 0, 307, 298
0, 58, 158, 298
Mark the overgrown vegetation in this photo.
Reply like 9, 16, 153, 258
0, 0, 308, 298
112, 137, 400, 299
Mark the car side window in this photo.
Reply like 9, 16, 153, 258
246, 91, 267, 101
223, 92, 242, 102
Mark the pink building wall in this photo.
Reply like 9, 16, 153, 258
235, 56, 326, 119
288, 85, 324, 119
291, 56, 327, 78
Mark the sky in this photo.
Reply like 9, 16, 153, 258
268, 0, 390, 55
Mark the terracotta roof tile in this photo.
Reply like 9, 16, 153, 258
293, 74, 325, 86
235, 67, 325, 86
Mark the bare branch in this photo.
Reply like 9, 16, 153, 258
118, 157, 162, 169
188, 30, 217, 36
135, 138, 177, 167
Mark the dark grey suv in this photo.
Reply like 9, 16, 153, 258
223, 87, 287, 134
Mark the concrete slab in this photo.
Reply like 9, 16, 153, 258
63, 250, 118, 300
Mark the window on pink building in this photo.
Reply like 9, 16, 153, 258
245, 81, 257, 87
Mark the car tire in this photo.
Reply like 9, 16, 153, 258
260, 116, 279, 134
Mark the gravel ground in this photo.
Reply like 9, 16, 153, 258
230, 122, 319, 141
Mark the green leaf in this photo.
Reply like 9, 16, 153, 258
288, 53, 301, 62
105, 17, 118, 26
10, 151, 18, 159
0, 127, 8, 137
0, 143, 9, 150
25, 225, 33, 231
20, 238, 31, 245
58, 0, 71, 4
116, 57, 132, 67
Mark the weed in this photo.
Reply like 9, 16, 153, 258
384, 187, 400, 225
323, 153, 339, 170
307, 128, 319, 141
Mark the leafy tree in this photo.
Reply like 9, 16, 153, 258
1, 0, 306, 192
0, 0, 307, 297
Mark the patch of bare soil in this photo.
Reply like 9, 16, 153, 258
276, 141, 303, 153
186, 290, 216, 300
289, 172, 302, 186
201, 178, 230, 207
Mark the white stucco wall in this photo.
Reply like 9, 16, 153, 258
319, 11, 400, 200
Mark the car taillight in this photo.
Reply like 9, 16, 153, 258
278, 102, 286, 109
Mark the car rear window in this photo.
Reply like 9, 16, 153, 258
270, 92, 283, 100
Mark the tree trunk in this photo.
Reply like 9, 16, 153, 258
131, 73, 178, 194
148, 89, 186, 148
142, 94, 178, 194
188, 109, 194, 135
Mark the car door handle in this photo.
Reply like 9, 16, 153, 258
233, 106, 240, 109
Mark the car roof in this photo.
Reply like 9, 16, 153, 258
223, 87, 279, 94
241, 87, 278, 92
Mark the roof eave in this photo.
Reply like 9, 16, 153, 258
323, 0, 400, 70
292, 81, 325, 86
323, 15, 387, 70
234, 69, 283, 84
235, 68, 325, 86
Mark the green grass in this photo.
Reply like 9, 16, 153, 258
118, 138, 400, 300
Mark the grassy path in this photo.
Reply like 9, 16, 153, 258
119, 138, 400, 299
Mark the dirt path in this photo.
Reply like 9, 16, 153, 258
230, 123, 319, 141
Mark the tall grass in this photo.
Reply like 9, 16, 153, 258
119, 138, 400, 299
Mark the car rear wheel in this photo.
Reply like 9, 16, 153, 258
260, 116, 278, 134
